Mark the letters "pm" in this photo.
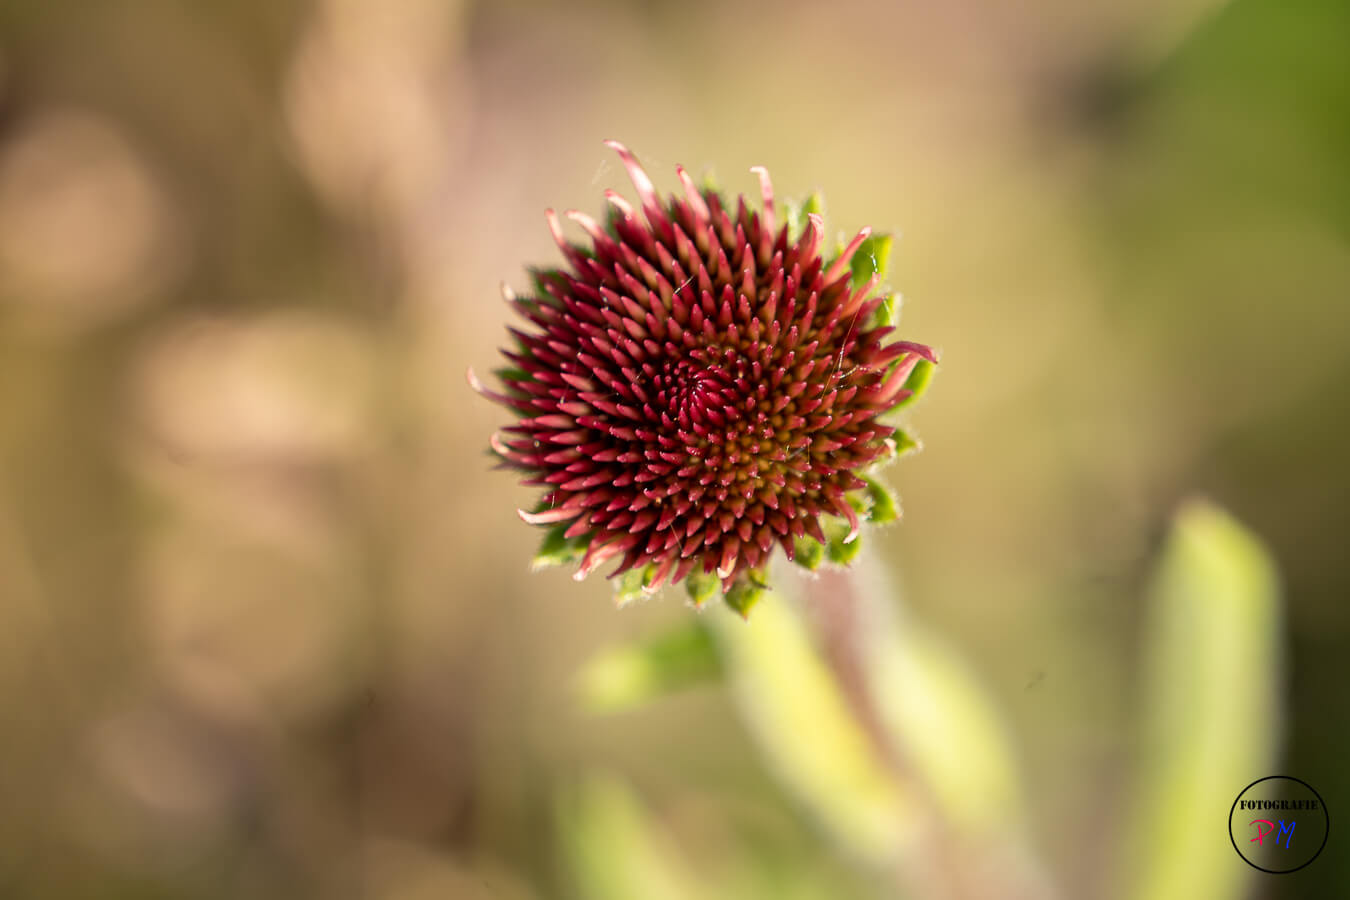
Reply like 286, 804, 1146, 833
1250, 819, 1295, 848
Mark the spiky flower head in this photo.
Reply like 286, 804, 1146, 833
471, 142, 937, 615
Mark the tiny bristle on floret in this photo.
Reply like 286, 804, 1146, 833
471, 141, 937, 614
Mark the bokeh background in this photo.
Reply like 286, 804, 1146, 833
0, 0, 1346, 897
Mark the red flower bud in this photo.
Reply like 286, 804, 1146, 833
472, 143, 936, 612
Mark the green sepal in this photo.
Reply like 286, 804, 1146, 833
785, 190, 826, 243
614, 565, 653, 608
891, 357, 935, 411
684, 570, 720, 607
724, 569, 769, 618
886, 427, 919, 458
860, 473, 900, 524
849, 232, 893, 291
792, 535, 826, 571
525, 266, 569, 302
532, 524, 590, 570
823, 519, 863, 565
867, 291, 902, 331
492, 366, 531, 384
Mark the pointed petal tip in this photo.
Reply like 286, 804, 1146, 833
604, 189, 635, 218
565, 208, 607, 242
545, 208, 566, 248
603, 140, 659, 211
894, 340, 940, 364
824, 227, 874, 285
675, 164, 711, 221
518, 506, 579, 526
468, 366, 521, 409
749, 165, 775, 234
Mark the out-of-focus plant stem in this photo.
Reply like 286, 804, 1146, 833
706, 552, 1053, 900
800, 565, 1054, 900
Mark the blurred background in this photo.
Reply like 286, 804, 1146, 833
0, 0, 1346, 897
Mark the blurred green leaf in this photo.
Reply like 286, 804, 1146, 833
847, 556, 1027, 839
557, 773, 874, 900
867, 622, 1023, 836
702, 557, 1051, 895
1114, 0, 1350, 235
576, 621, 723, 714
704, 591, 915, 864
557, 776, 704, 900
1120, 500, 1281, 900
